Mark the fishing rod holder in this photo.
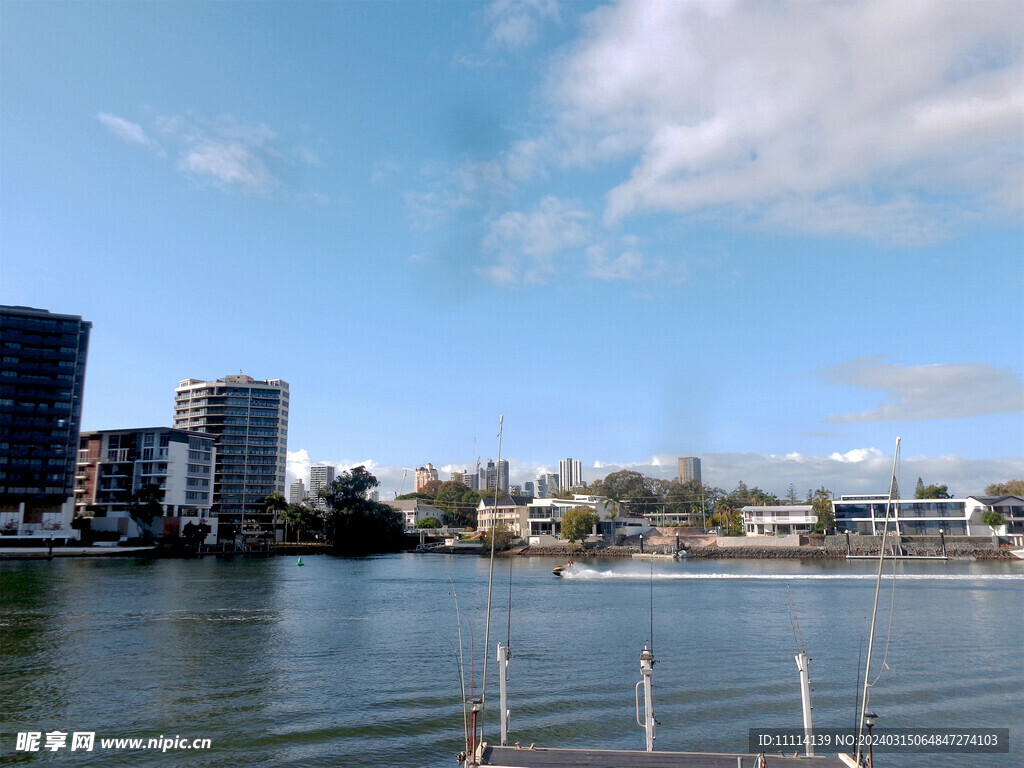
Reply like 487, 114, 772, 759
635, 644, 656, 751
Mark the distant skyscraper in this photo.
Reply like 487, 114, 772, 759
678, 456, 702, 484
309, 464, 335, 509
414, 463, 438, 492
482, 459, 509, 492
289, 479, 306, 505
0, 306, 91, 536
174, 374, 289, 538
524, 480, 536, 497
559, 458, 582, 493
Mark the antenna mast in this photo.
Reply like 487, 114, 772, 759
856, 436, 900, 764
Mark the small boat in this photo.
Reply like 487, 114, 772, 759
552, 561, 574, 577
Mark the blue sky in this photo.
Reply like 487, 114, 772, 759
3, 0, 1022, 498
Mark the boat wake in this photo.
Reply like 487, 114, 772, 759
559, 567, 1021, 582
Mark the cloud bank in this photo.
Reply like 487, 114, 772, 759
821, 358, 1024, 422
288, 448, 1023, 503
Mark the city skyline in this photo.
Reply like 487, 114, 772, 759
3, 2, 1022, 503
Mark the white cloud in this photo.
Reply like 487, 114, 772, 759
287, 449, 311, 486
96, 113, 163, 153
820, 358, 1024, 422
98, 110, 323, 197
584, 244, 688, 284
486, 0, 560, 50
587, 451, 1024, 499
526, 0, 1024, 240
480, 196, 591, 284
179, 141, 276, 194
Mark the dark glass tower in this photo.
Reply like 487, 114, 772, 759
0, 306, 91, 530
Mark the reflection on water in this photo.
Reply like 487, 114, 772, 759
1, 554, 1020, 767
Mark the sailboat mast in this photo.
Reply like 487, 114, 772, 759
478, 414, 504, 753
856, 436, 900, 764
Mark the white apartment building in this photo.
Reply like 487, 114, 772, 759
289, 479, 306, 505
308, 464, 335, 510
72, 427, 218, 544
173, 375, 289, 539
559, 458, 582, 494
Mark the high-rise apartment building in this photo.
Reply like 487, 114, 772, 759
559, 458, 582, 494
308, 464, 335, 510
414, 463, 438, 492
289, 479, 306, 505
0, 306, 91, 538
678, 456, 702, 484
173, 374, 289, 538
482, 459, 509, 492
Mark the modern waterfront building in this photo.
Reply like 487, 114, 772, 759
678, 456, 702, 484
559, 458, 582, 494
414, 463, 438, 492
525, 495, 611, 539
173, 375, 289, 539
308, 464, 335, 510
0, 306, 90, 539
74, 427, 217, 544
831, 494, 1024, 536
742, 505, 816, 536
288, 479, 306, 506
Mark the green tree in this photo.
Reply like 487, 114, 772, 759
129, 483, 164, 535
916, 483, 951, 499
711, 497, 742, 536
320, 466, 404, 554
664, 479, 714, 527
915, 477, 925, 496
810, 487, 835, 533
589, 470, 665, 517
181, 521, 212, 547
263, 491, 288, 536
416, 516, 442, 529
433, 481, 482, 528
980, 510, 1006, 539
785, 483, 798, 504
281, 503, 322, 542
480, 523, 514, 552
985, 480, 1024, 496
561, 506, 599, 543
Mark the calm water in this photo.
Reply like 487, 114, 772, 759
1, 554, 1021, 767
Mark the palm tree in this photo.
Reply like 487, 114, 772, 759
263, 492, 288, 543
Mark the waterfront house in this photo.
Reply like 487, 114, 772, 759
742, 504, 816, 536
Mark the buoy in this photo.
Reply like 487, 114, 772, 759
296, 557, 304, 566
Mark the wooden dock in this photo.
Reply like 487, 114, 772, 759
477, 745, 854, 767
